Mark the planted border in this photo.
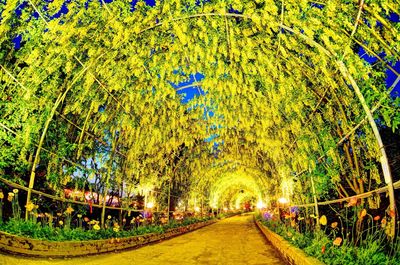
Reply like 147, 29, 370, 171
255, 219, 325, 265
0, 219, 216, 257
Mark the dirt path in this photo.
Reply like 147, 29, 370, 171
0, 214, 286, 265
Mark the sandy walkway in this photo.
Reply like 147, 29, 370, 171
0, 214, 285, 265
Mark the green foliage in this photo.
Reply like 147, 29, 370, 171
0, 0, 399, 251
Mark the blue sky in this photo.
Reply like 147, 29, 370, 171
171, 73, 205, 104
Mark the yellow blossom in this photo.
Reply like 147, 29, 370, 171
12, 189, 18, 194
77, 214, 82, 218
59, 220, 64, 225
65, 206, 74, 214
113, 227, 119, 232
107, 215, 112, 220
0, 192, 4, 199
93, 224, 100, 230
331, 222, 338, 229
381, 218, 387, 228
319, 215, 327, 226
7, 192, 14, 202
25, 202, 36, 212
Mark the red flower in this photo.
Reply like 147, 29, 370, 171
373, 215, 380, 221
321, 246, 326, 254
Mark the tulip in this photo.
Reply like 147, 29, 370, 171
333, 237, 342, 246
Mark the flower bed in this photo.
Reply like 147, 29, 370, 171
256, 216, 400, 265
255, 219, 324, 265
0, 216, 213, 241
0, 218, 216, 257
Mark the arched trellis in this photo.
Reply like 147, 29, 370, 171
230, 190, 255, 209
208, 172, 266, 208
0, 0, 397, 238
135, 9, 397, 236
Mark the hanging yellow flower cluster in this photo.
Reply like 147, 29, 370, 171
0, 0, 399, 207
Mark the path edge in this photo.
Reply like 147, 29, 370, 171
255, 218, 325, 265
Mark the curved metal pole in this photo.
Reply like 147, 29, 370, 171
25, 67, 89, 220
280, 24, 396, 238
337, 61, 396, 238
25, 92, 64, 220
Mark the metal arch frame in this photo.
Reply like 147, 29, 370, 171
16, 2, 396, 236
138, 10, 397, 236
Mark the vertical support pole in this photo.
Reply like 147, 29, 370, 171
310, 174, 320, 230
144, 193, 148, 210
167, 175, 171, 222
201, 197, 204, 217
101, 171, 110, 228
101, 133, 116, 228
